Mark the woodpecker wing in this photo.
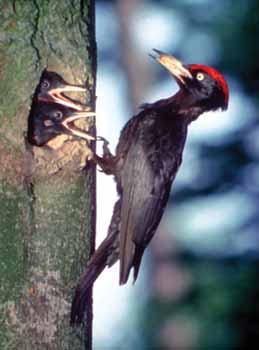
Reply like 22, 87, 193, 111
119, 119, 180, 284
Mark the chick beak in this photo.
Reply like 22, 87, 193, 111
49, 84, 87, 111
150, 49, 193, 85
62, 111, 96, 141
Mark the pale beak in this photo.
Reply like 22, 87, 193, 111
62, 111, 96, 141
150, 49, 193, 85
49, 85, 87, 111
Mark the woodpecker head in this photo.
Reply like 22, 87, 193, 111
35, 70, 87, 110
28, 102, 95, 146
151, 49, 229, 112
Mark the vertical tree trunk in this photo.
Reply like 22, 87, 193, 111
0, 1, 96, 349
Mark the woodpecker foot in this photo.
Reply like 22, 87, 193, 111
94, 136, 115, 174
96, 136, 113, 159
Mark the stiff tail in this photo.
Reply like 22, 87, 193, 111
132, 245, 145, 283
119, 243, 145, 285
70, 234, 116, 325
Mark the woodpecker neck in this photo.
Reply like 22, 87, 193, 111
145, 89, 204, 124
142, 90, 204, 124
170, 90, 204, 123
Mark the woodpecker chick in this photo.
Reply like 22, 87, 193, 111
28, 102, 95, 146
71, 50, 229, 325
35, 69, 89, 110
27, 70, 95, 146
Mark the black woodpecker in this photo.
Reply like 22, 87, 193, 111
69, 50, 229, 325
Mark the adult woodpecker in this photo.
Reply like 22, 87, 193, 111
71, 50, 229, 325
27, 70, 95, 146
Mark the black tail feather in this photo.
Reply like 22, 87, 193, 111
133, 245, 145, 283
70, 234, 116, 325
70, 264, 104, 325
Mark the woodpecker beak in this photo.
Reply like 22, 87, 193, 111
62, 110, 96, 141
49, 84, 87, 111
150, 49, 193, 85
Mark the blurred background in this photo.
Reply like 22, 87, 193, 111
94, 0, 259, 349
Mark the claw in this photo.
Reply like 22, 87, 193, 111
96, 136, 113, 158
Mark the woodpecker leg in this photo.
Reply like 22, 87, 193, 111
93, 136, 116, 174
97, 136, 113, 158
93, 154, 115, 175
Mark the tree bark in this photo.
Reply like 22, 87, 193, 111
0, 1, 96, 349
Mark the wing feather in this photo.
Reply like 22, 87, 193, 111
118, 111, 185, 284
119, 139, 173, 284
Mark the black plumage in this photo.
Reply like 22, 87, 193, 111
71, 50, 229, 325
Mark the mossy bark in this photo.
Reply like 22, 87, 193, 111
0, 1, 96, 349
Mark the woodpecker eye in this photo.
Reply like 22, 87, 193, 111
53, 111, 63, 120
196, 72, 205, 81
41, 80, 50, 89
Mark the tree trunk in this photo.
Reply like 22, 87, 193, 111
0, 1, 96, 349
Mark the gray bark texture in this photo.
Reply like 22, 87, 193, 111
0, 1, 96, 349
